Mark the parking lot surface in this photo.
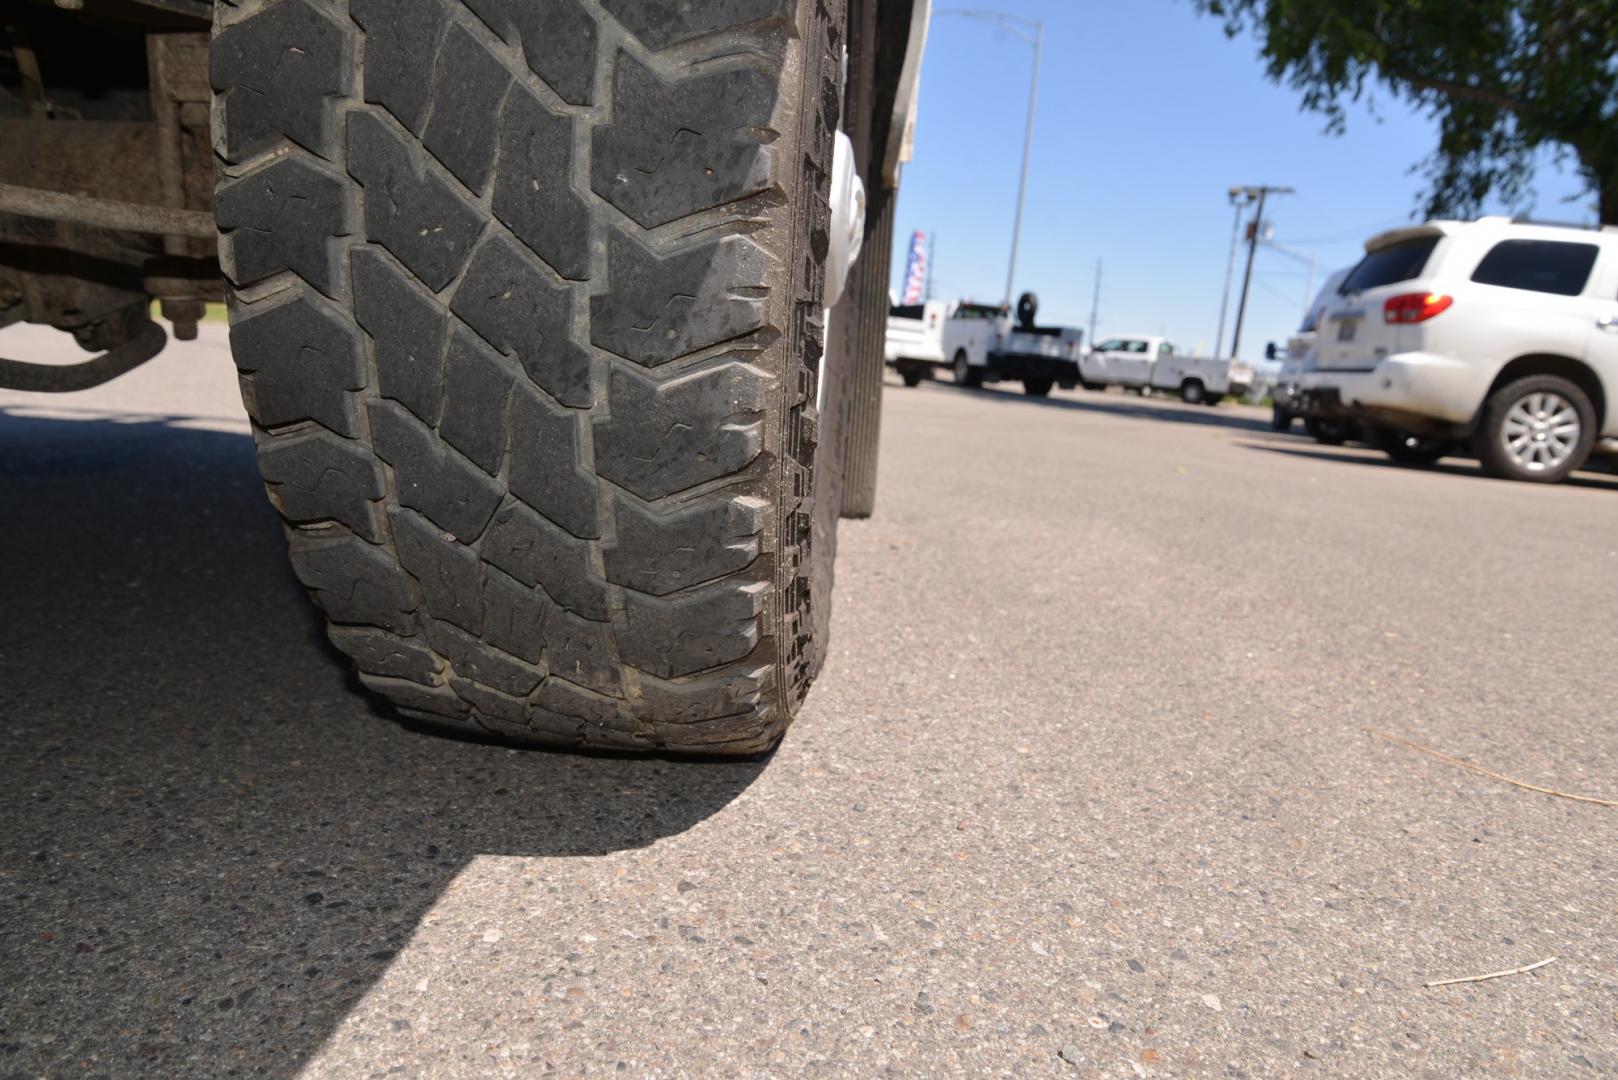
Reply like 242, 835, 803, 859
3, 327, 1617, 1077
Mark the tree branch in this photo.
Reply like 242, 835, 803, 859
1393, 72, 1528, 116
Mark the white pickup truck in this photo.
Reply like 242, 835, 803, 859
1081, 335, 1254, 405
886, 294, 1083, 397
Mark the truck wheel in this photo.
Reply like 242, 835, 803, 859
1304, 418, 1349, 446
1471, 374, 1595, 484
1270, 405, 1292, 432
1022, 378, 1054, 398
901, 368, 922, 388
1179, 380, 1205, 405
953, 349, 982, 388
1377, 428, 1452, 467
213, 0, 846, 754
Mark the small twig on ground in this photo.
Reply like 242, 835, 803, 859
1375, 732, 1618, 807
1425, 957, 1557, 988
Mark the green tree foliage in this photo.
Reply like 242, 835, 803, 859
1194, 1, 1618, 221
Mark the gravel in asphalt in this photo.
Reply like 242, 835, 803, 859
2, 326, 1616, 1077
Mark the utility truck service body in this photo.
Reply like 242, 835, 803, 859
885, 294, 1082, 396
1081, 336, 1254, 405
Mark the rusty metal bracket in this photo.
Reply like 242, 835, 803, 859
0, 181, 216, 240
0, 318, 166, 392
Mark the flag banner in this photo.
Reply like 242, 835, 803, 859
901, 230, 927, 304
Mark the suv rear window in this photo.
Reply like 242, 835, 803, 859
1470, 239, 1598, 296
1339, 236, 1440, 294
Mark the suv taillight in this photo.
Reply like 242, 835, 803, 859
1384, 292, 1452, 324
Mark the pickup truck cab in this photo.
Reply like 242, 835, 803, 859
1082, 336, 1254, 405
1295, 217, 1618, 482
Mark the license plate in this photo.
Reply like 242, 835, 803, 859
1335, 318, 1358, 342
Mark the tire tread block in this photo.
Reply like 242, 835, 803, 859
350, 0, 451, 135
352, 246, 448, 425
257, 428, 385, 541
492, 86, 591, 281
461, 0, 598, 106
592, 51, 776, 229
451, 234, 592, 408
216, 155, 348, 295
359, 673, 469, 716
231, 295, 367, 437
328, 625, 444, 685
600, 0, 784, 49
593, 361, 766, 500
212, 0, 354, 161
507, 381, 601, 539
390, 506, 484, 634
438, 326, 515, 476
480, 565, 549, 664
605, 494, 763, 595
347, 110, 484, 292
590, 232, 766, 367
426, 619, 543, 697
619, 577, 765, 679
479, 498, 608, 621
288, 532, 418, 637
542, 609, 621, 696
421, 22, 513, 195
369, 400, 503, 542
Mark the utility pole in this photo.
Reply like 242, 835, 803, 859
1088, 257, 1101, 346
935, 9, 1042, 305
1229, 184, 1294, 360
1303, 251, 1315, 321
1214, 189, 1254, 358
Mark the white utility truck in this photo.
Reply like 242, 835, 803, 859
1081, 335, 1254, 405
886, 293, 1083, 397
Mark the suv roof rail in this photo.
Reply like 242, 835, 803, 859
1506, 214, 1604, 233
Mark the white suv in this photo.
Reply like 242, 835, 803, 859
1295, 216, 1618, 483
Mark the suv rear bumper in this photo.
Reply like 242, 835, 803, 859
1296, 352, 1491, 429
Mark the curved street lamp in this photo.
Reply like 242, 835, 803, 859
933, 8, 1043, 307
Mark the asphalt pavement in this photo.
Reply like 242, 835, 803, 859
2, 325, 1617, 1078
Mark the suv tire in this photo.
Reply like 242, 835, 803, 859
213, 0, 847, 754
1472, 374, 1595, 484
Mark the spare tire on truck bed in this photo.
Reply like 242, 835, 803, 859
213, 0, 850, 754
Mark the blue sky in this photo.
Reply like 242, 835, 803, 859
889, 0, 1596, 358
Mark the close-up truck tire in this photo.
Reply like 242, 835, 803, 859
212, 0, 848, 754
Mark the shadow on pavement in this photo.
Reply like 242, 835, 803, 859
889, 376, 1280, 436
0, 410, 765, 1076
1236, 438, 1618, 491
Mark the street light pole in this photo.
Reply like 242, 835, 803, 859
934, 9, 1043, 306
1004, 19, 1041, 307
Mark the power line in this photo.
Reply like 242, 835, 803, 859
1282, 216, 1412, 246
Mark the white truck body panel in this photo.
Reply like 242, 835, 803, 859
1082, 335, 1254, 397
884, 300, 997, 369
884, 300, 1082, 384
